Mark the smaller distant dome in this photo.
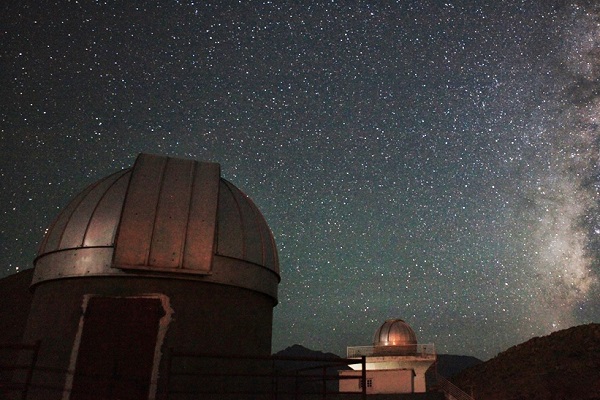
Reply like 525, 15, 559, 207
373, 319, 418, 347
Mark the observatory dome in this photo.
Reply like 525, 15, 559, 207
373, 319, 418, 347
33, 153, 280, 301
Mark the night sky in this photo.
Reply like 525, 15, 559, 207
1, 1, 599, 360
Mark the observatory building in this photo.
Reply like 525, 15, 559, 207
339, 319, 436, 395
8, 153, 280, 399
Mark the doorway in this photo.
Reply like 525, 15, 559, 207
69, 297, 165, 400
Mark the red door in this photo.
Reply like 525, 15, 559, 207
70, 297, 164, 400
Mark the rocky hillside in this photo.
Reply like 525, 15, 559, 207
452, 323, 600, 400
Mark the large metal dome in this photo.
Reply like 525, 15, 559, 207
373, 319, 418, 347
33, 153, 280, 301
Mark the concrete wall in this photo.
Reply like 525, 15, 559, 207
20, 276, 274, 399
0, 269, 34, 345
339, 369, 415, 394
0, 269, 35, 393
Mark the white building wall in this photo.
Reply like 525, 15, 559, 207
339, 369, 414, 394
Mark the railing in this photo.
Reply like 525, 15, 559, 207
347, 343, 436, 358
4, 364, 166, 400
0, 343, 369, 400
435, 373, 475, 400
164, 350, 369, 399
0, 341, 41, 400
3, 343, 457, 400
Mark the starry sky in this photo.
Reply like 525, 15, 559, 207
1, 1, 599, 360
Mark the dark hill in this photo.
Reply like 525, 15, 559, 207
272, 345, 344, 395
432, 354, 483, 378
274, 345, 483, 395
274, 344, 341, 360
452, 323, 600, 400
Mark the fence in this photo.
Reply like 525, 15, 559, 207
0, 341, 40, 400
4, 345, 467, 399
0, 343, 369, 400
163, 349, 368, 400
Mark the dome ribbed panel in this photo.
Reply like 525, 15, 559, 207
146, 157, 195, 268
113, 154, 166, 268
83, 171, 131, 247
217, 180, 279, 275
215, 180, 243, 259
38, 170, 130, 254
228, 180, 263, 266
38, 186, 90, 253
249, 193, 279, 274
182, 161, 220, 272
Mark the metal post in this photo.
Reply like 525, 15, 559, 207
272, 358, 277, 400
361, 356, 366, 400
162, 348, 173, 400
322, 366, 326, 400
294, 370, 299, 400
21, 340, 41, 400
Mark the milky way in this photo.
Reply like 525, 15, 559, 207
522, 2, 600, 330
1, 1, 599, 360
